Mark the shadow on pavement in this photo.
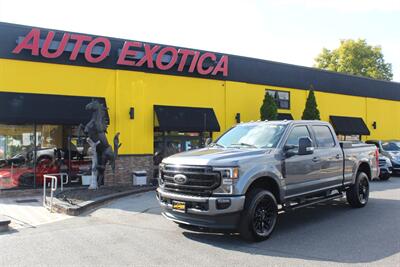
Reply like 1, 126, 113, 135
182, 198, 400, 264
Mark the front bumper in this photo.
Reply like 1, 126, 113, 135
156, 188, 245, 229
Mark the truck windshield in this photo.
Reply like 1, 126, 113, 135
215, 124, 286, 148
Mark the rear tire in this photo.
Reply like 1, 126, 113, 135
346, 171, 369, 208
239, 189, 278, 242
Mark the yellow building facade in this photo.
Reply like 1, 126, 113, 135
0, 22, 399, 187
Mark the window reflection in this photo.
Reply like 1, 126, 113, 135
0, 124, 92, 190
267, 89, 290, 109
0, 125, 35, 189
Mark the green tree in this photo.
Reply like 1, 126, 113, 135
302, 89, 320, 120
314, 39, 393, 81
260, 92, 278, 120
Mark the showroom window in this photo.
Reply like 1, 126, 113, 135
266, 89, 290, 109
0, 124, 35, 189
0, 124, 92, 190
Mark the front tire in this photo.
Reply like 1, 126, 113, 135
239, 189, 278, 242
346, 171, 369, 208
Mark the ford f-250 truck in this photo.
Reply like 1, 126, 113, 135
156, 120, 379, 241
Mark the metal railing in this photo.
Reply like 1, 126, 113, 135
43, 173, 69, 212
45, 173, 69, 191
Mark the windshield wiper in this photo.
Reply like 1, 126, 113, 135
211, 143, 225, 148
229, 143, 257, 148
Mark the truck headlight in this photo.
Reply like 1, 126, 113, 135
215, 167, 239, 179
213, 167, 239, 194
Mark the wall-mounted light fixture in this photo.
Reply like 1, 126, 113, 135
235, 113, 241, 123
372, 121, 377, 129
129, 107, 135, 120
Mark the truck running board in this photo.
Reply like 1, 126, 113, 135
284, 192, 344, 211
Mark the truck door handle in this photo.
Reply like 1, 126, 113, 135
335, 154, 340, 159
312, 157, 320, 162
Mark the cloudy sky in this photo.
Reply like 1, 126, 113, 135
0, 0, 399, 81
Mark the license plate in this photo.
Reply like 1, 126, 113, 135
172, 201, 186, 212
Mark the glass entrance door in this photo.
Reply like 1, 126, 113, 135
153, 131, 211, 167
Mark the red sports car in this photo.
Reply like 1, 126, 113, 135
0, 158, 91, 189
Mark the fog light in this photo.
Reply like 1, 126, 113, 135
216, 199, 231, 209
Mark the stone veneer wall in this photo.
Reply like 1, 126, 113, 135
104, 155, 153, 186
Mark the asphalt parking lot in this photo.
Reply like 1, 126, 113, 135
1, 177, 399, 266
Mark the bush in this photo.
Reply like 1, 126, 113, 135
302, 89, 320, 120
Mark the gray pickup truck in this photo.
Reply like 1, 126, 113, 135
157, 120, 379, 241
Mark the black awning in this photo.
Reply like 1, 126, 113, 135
330, 115, 370, 135
277, 113, 294, 120
154, 105, 220, 132
0, 92, 109, 125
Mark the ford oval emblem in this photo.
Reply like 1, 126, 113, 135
173, 174, 187, 184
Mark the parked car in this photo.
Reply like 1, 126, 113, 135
366, 140, 400, 173
0, 157, 91, 189
378, 155, 392, 180
157, 120, 379, 241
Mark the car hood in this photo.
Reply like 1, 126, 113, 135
162, 147, 271, 166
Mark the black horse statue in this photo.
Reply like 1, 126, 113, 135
80, 100, 121, 187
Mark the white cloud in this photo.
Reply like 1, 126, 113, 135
270, 0, 400, 12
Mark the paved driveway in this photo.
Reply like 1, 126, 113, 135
0, 195, 70, 229
1, 178, 399, 266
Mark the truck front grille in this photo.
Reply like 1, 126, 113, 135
160, 165, 221, 196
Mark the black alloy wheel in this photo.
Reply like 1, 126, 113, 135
252, 197, 277, 237
358, 175, 369, 205
239, 189, 278, 241
346, 171, 370, 208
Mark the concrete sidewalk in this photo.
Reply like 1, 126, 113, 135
0, 195, 71, 231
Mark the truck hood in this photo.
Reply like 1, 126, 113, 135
162, 147, 270, 166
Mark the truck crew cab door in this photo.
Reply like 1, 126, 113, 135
310, 125, 343, 189
283, 125, 321, 197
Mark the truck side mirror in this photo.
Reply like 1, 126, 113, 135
205, 138, 212, 146
298, 137, 314, 155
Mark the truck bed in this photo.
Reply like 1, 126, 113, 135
340, 141, 379, 185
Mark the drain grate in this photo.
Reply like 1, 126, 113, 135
15, 199, 39, 204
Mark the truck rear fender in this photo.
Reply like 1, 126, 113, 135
353, 161, 371, 182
